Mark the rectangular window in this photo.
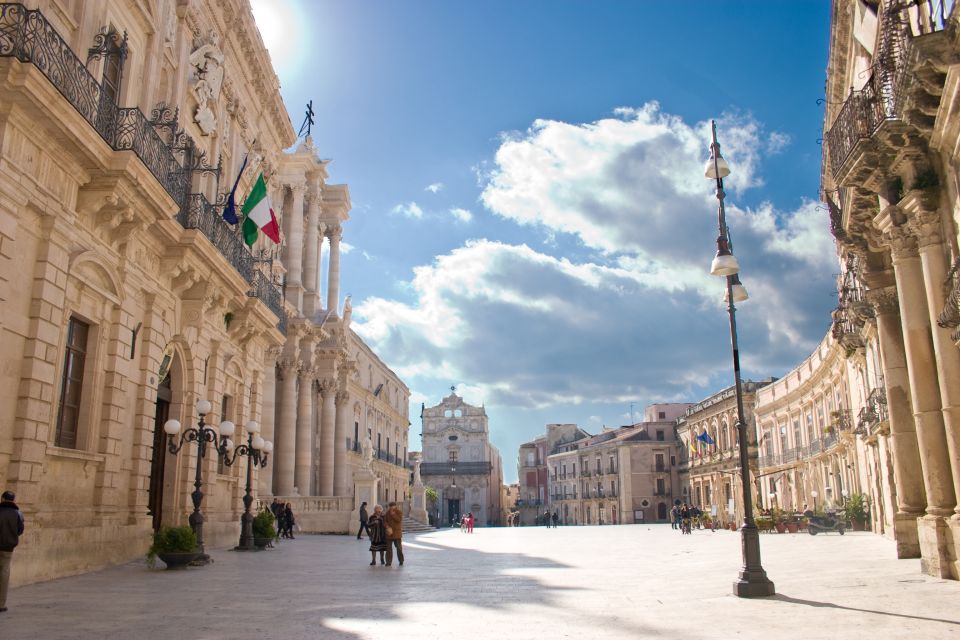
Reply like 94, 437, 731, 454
656, 430, 665, 441
377, 433, 382, 458
449, 450, 458, 463
658, 411, 666, 420
655, 453, 665, 472
656, 478, 665, 495
219, 395, 232, 474
55, 317, 90, 449
354, 422, 359, 450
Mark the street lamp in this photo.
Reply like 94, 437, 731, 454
164, 398, 234, 558
220, 419, 273, 550
811, 490, 819, 512
705, 120, 775, 598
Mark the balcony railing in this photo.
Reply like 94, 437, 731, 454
824, 0, 950, 179
857, 387, 889, 435
938, 257, 960, 340
0, 3, 187, 205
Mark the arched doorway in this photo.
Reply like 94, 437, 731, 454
149, 372, 172, 531
444, 485, 464, 525
657, 502, 668, 521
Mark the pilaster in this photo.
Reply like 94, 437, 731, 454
318, 379, 337, 495
334, 389, 351, 497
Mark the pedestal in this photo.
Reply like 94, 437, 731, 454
409, 482, 429, 525
893, 511, 922, 559
918, 514, 954, 579
351, 467, 380, 525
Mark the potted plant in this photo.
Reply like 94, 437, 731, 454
755, 516, 773, 532
771, 507, 787, 533
147, 525, 200, 569
844, 493, 868, 531
785, 514, 800, 534
252, 509, 277, 549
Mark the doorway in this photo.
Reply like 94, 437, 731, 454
447, 499, 460, 525
149, 373, 171, 531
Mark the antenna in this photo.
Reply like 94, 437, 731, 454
297, 100, 315, 139
630, 402, 636, 426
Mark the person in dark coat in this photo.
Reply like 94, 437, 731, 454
283, 503, 296, 539
367, 505, 387, 565
0, 490, 25, 613
384, 502, 404, 566
357, 502, 369, 540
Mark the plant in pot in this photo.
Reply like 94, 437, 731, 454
147, 525, 200, 569
844, 493, 868, 531
252, 509, 277, 549
755, 515, 773, 532
771, 507, 787, 533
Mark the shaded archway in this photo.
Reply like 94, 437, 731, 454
148, 346, 187, 530
657, 502, 668, 521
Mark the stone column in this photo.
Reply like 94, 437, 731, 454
258, 347, 280, 496
295, 368, 316, 495
911, 209, 960, 515
303, 191, 321, 316
318, 381, 337, 495
326, 225, 342, 315
284, 184, 306, 312
334, 390, 352, 496
273, 358, 299, 496
316, 226, 325, 310
866, 285, 925, 557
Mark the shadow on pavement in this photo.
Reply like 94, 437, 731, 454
769, 593, 960, 626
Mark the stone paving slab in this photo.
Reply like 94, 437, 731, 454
0, 525, 958, 639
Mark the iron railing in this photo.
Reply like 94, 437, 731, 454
0, 3, 188, 204
420, 462, 492, 475
179, 194, 255, 281
824, 0, 951, 179
248, 269, 286, 333
857, 387, 889, 434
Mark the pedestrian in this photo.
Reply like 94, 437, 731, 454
466, 511, 474, 533
284, 502, 296, 539
0, 490, 24, 613
357, 501, 369, 540
670, 505, 679, 530
384, 501, 404, 566
551, 511, 559, 528
367, 505, 387, 565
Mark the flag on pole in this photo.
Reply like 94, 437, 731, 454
240, 172, 280, 246
222, 154, 249, 225
696, 431, 716, 446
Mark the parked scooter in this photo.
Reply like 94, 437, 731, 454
804, 510, 846, 535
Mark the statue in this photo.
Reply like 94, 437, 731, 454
188, 32, 224, 135
413, 459, 422, 485
360, 433, 374, 470
342, 294, 352, 327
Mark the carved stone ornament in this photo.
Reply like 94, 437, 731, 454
865, 286, 900, 316
188, 31, 224, 135
908, 209, 943, 249
885, 225, 919, 262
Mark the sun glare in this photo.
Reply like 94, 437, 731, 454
250, 0, 302, 76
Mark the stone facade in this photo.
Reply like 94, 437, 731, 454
0, 0, 408, 586
419, 392, 503, 526
821, 0, 960, 578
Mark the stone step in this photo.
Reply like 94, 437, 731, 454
402, 516, 435, 533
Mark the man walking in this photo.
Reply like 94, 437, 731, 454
384, 502, 404, 566
0, 490, 25, 613
357, 501, 369, 540
551, 511, 559, 528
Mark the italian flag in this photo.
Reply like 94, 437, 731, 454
241, 173, 281, 246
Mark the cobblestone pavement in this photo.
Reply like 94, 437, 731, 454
0, 525, 958, 639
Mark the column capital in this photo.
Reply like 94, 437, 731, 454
908, 209, 943, 248
865, 285, 900, 316
885, 225, 919, 262
319, 378, 337, 396
299, 366, 319, 382
290, 183, 307, 197
335, 390, 350, 407
327, 225, 342, 242
265, 345, 283, 366
278, 357, 301, 373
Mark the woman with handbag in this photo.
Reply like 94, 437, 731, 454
367, 504, 387, 566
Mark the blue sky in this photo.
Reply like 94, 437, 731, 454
251, 1, 835, 483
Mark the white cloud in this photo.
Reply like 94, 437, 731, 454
390, 201, 424, 219
340, 241, 354, 254
355, 103, 836, 410
449, 207, 473, 223
767, 131, 791, 154
425, 182, 444, 194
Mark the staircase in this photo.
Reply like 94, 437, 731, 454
403, 516, 435, 533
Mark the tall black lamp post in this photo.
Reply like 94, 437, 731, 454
705, 120, 775, 598
164, 399, 233, 556
220, 419, 272, 550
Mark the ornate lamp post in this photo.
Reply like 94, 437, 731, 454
811, 490, 819, 512
705, 120, 775, 598
163, 399, 234, 557
220, 419, 273, 550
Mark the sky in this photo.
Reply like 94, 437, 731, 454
250, 0, 836, 484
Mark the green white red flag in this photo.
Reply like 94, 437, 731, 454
241, 172, 280, 246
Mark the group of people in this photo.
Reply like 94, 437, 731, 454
671, 503, 703, 534
269, 499, 297, 539
356, 501, 404, 566
537, 511, 560, 527
458, 512, 475, 533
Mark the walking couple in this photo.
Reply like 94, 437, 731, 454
359, 501, 404, 566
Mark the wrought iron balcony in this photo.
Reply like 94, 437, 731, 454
857, 387, 889, 436
938, 257, 960, 340
420, 462, 492, 475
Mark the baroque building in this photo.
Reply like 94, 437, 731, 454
419, 392, 503, 526
0, 0, 409, 586
821, 0, 960, 578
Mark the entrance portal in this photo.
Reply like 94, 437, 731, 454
447, 499, 460, 525
149, 373, 171, 531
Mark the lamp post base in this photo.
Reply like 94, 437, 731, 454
733, 525, 775, 598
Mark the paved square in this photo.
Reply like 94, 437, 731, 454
1, 526, 958, 639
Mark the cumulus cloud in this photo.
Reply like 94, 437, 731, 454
449, 207, 473, 223
767, 131, 791, 154
390, 201, 424, 219
425, 182, 444, 194
354, 103, 836, 410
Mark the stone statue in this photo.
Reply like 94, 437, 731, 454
360, 433, 374, 470
413, 459, 422, 485
342, 294, 352, 327
188, 32, 224, 135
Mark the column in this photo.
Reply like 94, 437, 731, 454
283, 183, 306, 312
273, 358, 298, 496
912, 209, 960, 516
318, 381, 337, 495
326, 225, 342, 315
317, 226, 325, 310
258, 347, 280, 496
295, 367, 315, 495
867, 285, 926, 557
303, 191, 320, 316
888, 225, 956, 515
334, 390, 352, 496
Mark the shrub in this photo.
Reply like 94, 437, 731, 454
844, 493, 868, 523
253, 509, 277, 540
147, 525, 198, 567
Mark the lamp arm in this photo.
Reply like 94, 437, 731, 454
167, 427, 201, 456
